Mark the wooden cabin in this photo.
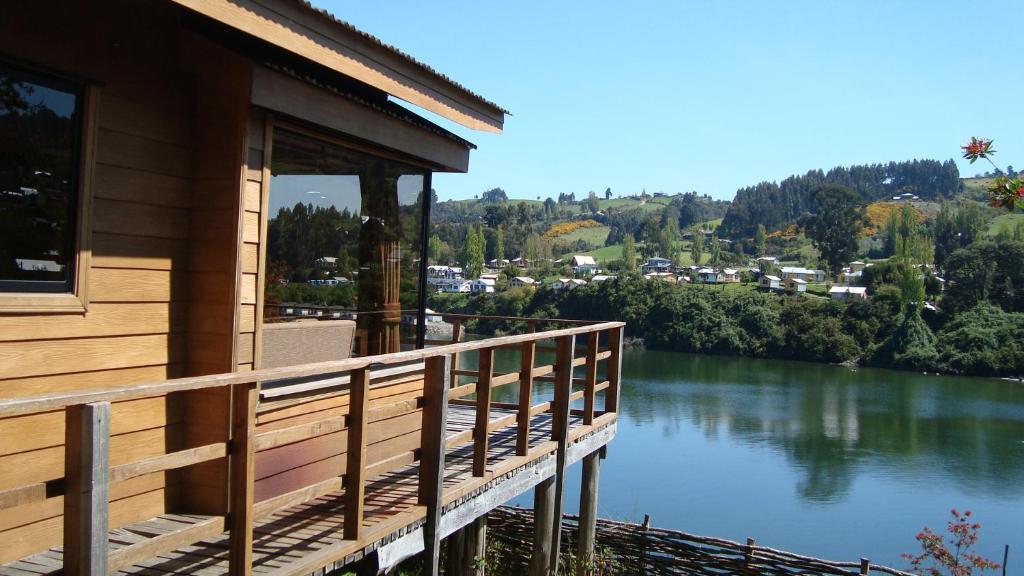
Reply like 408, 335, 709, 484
0, 2, 623, 575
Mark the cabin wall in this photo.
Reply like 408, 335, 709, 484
0, 1, 248, 561
240, 109, 267, 371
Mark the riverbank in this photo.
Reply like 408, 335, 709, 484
430, 274, 1024, 379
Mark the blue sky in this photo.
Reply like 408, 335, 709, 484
317, 1, 1023, 202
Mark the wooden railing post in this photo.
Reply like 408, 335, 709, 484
860, 558, 871, 575
449, 318, 462, 386
64, 402, 110, 576
420, 354, 452, 576
605, 326, 623, 414
744, 537, 756, 575
517, 339, 536, 456
229, 383, 258, 576
473, 347, 495, 477
583, 331, 598, 425
344, 368, 370, 540
550, 334, 575, 576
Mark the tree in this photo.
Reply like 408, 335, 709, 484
586, 190, 600, 213
934, 202, 958, 272
690, 226, 703, 265
622, 234, 637, 273
903, 509, 1001, 576
460, 225, 485, 279
604, 187, 612, 200
800, 185, 866, 277
427, 234, 446, 264
481, 187, 507, 203
493, 225, 505, 264
754, 224, 767, 256
709, 231, 721, 264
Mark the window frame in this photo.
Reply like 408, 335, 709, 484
0, 63, 98, 314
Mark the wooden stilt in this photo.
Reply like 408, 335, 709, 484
550, 335, 574, 576
576, 452, 601, 575
530, 477, 556, 576
460, 516, 487, 575
445, 528, 466, 575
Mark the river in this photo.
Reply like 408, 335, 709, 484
484, 348, 1024, 568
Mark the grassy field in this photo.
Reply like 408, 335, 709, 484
555, 225, 611, 245
987, 212, 1024, 236
582, 244, 623, 262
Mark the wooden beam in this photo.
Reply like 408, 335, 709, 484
461, 516, 487, 575
550, 334, 574, 576
64, 402, 110, 576
229, 383, 258, 576
473, 348, 494, 477
517, 340, 536, 456
344, 368, 369, 540
605, 326, 623, 413
419, 355, 451, 576
583, 333, 598, 425
109, 442, 227, 483
577, 452, 601, 575
529, 476, 555, 576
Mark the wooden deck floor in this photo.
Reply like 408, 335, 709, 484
1, 406, 615, 576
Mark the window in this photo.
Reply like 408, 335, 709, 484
0, 63, 93, 312
264, 127, 429, 356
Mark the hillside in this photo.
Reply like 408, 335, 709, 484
717, 159, 962, 239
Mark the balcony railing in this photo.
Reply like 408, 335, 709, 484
0, 316, 624, 576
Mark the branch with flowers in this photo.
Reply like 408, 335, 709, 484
903, 509, 1001, 576
961, 137, 1023, 211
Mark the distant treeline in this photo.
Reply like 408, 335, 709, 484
718, 159, 962, 238
432, 240, 1024, 378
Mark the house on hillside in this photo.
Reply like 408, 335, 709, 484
642, 257, 673, 274
509, 276, 536, 288
829, 286, 868, 300
570, 255, 599, 276
511, 256, 530, 268
644, 272, 676, 283
719, 268, 741, 283
697, 268, 719, 284
756, 256, 780, 270
759, 275, 783, 291
780, 266, 826, 282
487, 258, 510, 269
591, 274, 616, 283
784, 278, 807, 294
471, 278, 496, 293
437, 279, 472, 293
551, 278, 587, 290
315, 256, 338, 273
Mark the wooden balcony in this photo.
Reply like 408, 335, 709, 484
0, 318, 624, 576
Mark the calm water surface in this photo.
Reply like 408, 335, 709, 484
487, 349, 1024, 568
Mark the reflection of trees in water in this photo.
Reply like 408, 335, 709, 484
615, 350, 1024, 502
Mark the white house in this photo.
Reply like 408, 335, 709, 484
590, 274, 616, 283
551, 278, 586, 290
314, 256, 338, 272
427, 265, 463, 280
829, 286, 868, 300
570, 255, 599, 276
471, 278, 496, 293
487, 258, 510, 269
719, 268, 741, 283
644, 272, 676, 283
780, 266, 826, 282
756, 256, 779, 269
437, 279, 472, 293
759, 275, 782, 291
697, 268, 719, 284
509, 276, 536, 288
784, 278, 807, 293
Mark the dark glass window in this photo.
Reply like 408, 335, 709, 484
265, 128, 427, 355
0, 65, 81, 293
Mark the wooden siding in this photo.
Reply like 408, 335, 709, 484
0, 1, 248, 562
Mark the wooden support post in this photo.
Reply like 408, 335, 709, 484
605, 326, 623, 414
460, 516, 487, 575
229, 383, 258, 576
473, 347, 494, 477
583, 332, 598, 425
526, 319, 537, 334
860, 558, 871, 575
445, 528, 466, 576
576, 452, 601, 575
344, 368, 370, 540
745, 537, 757, 575
530, 477, 556, 576
517, 340, 536, 456
420, 355, 451, 576
550, 335, 575, 576
64, 402, 110, 576
638, 514, 650, 572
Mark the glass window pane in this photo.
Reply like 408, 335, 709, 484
265, 128, 427, 356
0, 66, 81, 293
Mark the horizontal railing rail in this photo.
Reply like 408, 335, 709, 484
0, 315, 625, 576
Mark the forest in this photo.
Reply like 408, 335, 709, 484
718, 159, 963, 238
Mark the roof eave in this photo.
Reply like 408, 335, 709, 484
170, 0, 506, 133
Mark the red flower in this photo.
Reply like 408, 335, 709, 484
962, 137, 995, 163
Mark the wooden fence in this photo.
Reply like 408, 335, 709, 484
486, 506, 918, 576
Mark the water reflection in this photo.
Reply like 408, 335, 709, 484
615, 350, 1024, 502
